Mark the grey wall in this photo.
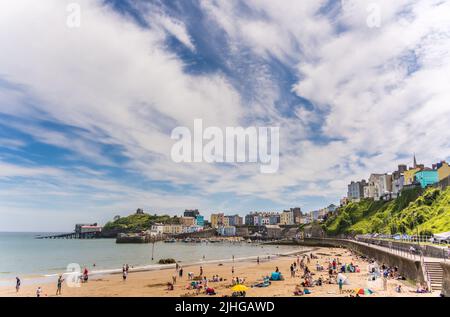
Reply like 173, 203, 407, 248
441, 262, 450, 297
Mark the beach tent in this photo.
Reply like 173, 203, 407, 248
270, 272, 282, 281
355, 288, 374, 295
337, 273, 350, 285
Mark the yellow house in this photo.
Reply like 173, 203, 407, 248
210, 213, 224, 228
438, 163, 450, 181
180, 217, 195, 226
163, 224, 183, 234
404, 168, 420, 185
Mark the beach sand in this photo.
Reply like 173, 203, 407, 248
0, 247, 437, 297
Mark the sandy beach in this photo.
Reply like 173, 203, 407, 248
0, 246, 438, 297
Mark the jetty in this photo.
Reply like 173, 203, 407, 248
36, 223, 102, 239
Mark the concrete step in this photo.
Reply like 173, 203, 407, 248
423, 262, 443, 292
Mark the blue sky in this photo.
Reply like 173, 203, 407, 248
1, 0, 450, 231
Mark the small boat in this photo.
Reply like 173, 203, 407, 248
183, 238, 192, 243
164, 238, 176, 243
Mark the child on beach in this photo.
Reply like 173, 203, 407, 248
338, 278, 343, 294
36, 286, 42, 297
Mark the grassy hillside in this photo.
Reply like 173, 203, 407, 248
103, 213, 178, 233
324, 187, 450, 235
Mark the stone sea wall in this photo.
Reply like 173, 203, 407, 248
441, 262, 450, 297
277, 238, 425, 283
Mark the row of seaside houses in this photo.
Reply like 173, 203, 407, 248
344, 155, 450, 204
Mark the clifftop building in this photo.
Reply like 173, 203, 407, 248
347, 180, 367, 201
184, 209, 200, 218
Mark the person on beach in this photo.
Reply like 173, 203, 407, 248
232, 266, 235, 276
83, 267, 89, 283
15, 277, 21, 293
179, 267, 183, 278
290, 264, 295, 278
125, 264, 129, 273
56, 275, 64, 295
232, 255, 235, 263
257, 256, 260, 265
122, 270, 127, 281
36, 286, 42, 297
200, 266, 203, 277
172, 275, 177, 284
338, 278, 343, 294
383, 275, 388, 291
176, 262, 179, 272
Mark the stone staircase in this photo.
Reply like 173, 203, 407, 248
424, 261, 444, 291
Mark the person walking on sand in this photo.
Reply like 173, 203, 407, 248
232, 255, 235, 263
56, 275, 64, 295
15, 277, 21, 293
179, 267, 183, 278
125, 264, 129, 273
199, 266, 203, 277
83, 267, 89, 283
36, 286, 42, 298
232, 266, 235, 276
257, 256, 260, 265
338, 278, 343, 294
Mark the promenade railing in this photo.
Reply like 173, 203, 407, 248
353, 235, 449, 261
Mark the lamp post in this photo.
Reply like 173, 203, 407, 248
151, 236, 156, 261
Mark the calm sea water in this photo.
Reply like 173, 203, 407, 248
0, 232, 301, 280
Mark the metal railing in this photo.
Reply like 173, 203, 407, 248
355, 234, 450, 246
351, 236, 450, 261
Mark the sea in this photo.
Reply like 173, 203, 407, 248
0, 232, 303, 285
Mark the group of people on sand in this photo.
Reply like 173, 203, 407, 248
28, 274, 65, 298
169, 263, 228, 296
122, 264, 129, 281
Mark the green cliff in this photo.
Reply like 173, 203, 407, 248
102, 213, 179, 237
324, 186, 450, 236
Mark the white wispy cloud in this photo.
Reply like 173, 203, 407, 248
0, 0, 450, 230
